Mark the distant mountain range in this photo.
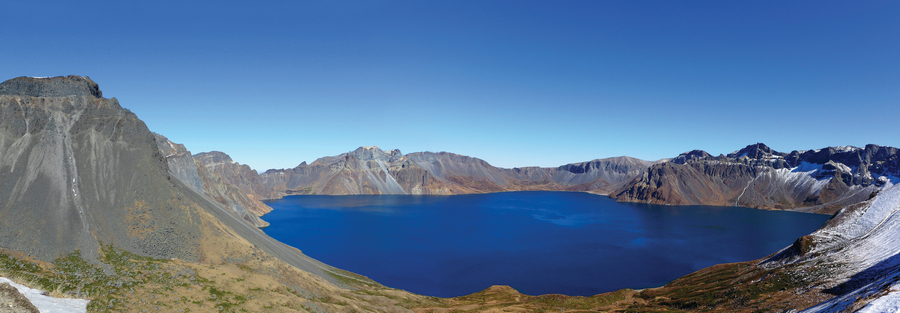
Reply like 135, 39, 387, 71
187, 142, 899, 217
3, 75, 900, 312
253, 146, 660, 196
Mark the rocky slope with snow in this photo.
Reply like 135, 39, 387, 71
777, 181, 900, 311
613, 143, 900, 213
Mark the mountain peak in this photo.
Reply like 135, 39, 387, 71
0, 75, 102, 98
349, 146, 401, 161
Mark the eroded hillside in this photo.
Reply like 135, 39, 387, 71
0, 76, 426, 312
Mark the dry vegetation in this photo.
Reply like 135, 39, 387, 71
0, 243, 436, 313
0, 236, 833, 313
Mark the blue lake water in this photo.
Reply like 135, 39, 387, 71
262, 191, 831, 297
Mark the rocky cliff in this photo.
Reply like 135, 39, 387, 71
193, 151, 280, 200
612, 143, 900, 213
0, 75, 199, 262
154, 134, 271, 228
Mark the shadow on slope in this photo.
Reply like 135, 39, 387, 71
822, 252, 900, 296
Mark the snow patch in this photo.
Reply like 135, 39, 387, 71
801, 184, 900, 312
0, 277, 89, 313
829, 161, 852, 174
834, 145, 860, 153
857, 283, 900, 313
766, 162, 831, 195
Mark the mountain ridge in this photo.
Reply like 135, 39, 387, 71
612, 142, 900, 213
197, 147, 664, 198
200, 141, 899, 215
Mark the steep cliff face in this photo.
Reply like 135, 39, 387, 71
0, 76, 358, 288
154, 134, 271, 228
0, 76, 199, 262
193, 151, 279, 200
255, 146, 658, 196
613, 143, 899, 213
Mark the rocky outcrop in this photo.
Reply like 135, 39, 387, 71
193, 151, 279, 200
254, 146, 659, 196
613, 143, 900, 213
154, 134, 271, 228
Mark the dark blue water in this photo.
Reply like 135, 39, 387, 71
262, 192, 830, 297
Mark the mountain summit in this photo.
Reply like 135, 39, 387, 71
0, 76, 102, 98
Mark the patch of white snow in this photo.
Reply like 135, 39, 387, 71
0, 277, 89, 313
802, 184, 900, 312
857, 283, 900, 313
834, 145, 859, 153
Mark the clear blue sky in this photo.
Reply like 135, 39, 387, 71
3, 1, 898, 171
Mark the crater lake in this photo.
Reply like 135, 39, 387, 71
262, 191, 831, 297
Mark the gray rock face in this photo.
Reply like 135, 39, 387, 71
153, 134, 271, 228
0, 77, 199, 262
154, 133, 205, 191
193, 151, 278, 200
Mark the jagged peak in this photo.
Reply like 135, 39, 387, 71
349, 146, 401, 161
0, 75, 102, 98
727, 143, 785, 159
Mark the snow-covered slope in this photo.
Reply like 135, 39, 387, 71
758, 181, 900, 312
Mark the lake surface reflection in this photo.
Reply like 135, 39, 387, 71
263, 192, 830, 297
